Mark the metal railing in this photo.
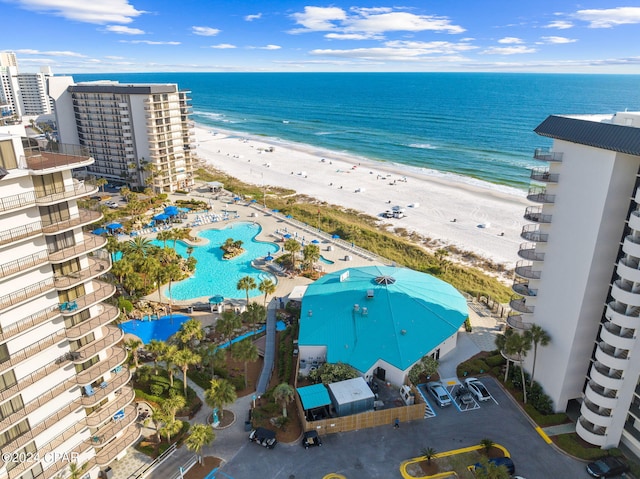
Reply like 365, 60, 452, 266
534, 148, 563, 162
73, 325, 123, 361
66, 303, 119, 340
34, 181, 99, 204
524, 206, 552, 223
75, 347, 127, 386
0, 191, 36, 213
86, 389, 135, 429
22, 140, 92, 170
0, 330, 66, 375
0, 304, 60, 342
521, 224, 548, 243
41, 209, 102, 234
0, 278, 54, 311
530, 167, 559, 183
0, 221, 42, 247
94, 424, 141, 467
48, 234, 107, 263
0, 250, 49, 279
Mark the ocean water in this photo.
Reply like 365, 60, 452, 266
73, 72, 640, 190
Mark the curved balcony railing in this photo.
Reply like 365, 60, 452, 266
0, 278, 55, 312
94, 423, 141, 467
511, 281, 538, 298
75, 347, 127, 387
72, 325, 124, 363
514, 261, 542, 280
524, 206, 552, 224
509, 296, 534, 314
585, 380, 618, 410
0, 330, 66, 375
0, 221, 42, 247
0, 191, 36, 214
506, 314, 532, 330
623, 235, 640, 258
86, 387, 136, 428
23, 142, 93, 171
617, 257, 640, 284
580, 399, 613, 429
41, 209, 102, 235
534, 148, 563, 162
590, 362, 624, 391
48, 234, 107, 263
576, 417, 607, 446
611, 280, 640, 308
0, 304, 60, 342
0, 250, 49, 280
601, 322, 635, 350
54, 257, 111, 290
58, 282, 116, 317
35, 182, 99, 205
66, 304, 119, 340
518, 244, 545, 262
628, 211, 640, 232
530, 167, 559, 183
527, 187, 556, 204
80, 368, 131, 408
605, 302, 640, 329
91, 405, 138, 448
521, 224, 548, 243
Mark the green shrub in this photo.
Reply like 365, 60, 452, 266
485, 354, 505, 367
554, 433, 616, 460
524, 404, 567, 427
464, 318, 472, 332
149, 384, 165, 396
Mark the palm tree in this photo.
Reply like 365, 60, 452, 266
173, 348, 201, 396
186, 246, 194, 258
480, 438, 495, 455
273, 383, 295, 417
96, 177, 108, 193
474, 457, 511, 479
237, 275, 257, 308
185, 423, 215, 466
156, 230, 172, 247
176, 318, 205, 348
200, 343, 225, 377
523, 324, 551, 386
162, 394, 186, 422
205, 378, 237, 419
68, 461, 87, 479
230, 338, 258, 389
111, 259, 134, 285
495, 329, 514, 382
165, 261, 183, 314
283, 238, 301, 271
258, 278, 277, 307
126, 236, 153, 258
504, 331, 532, 403
244, 302, 266, 329
147, 339, 166, 375
421, 447, 437, 465
161, 344, 179, 387
302, 244, 321, 271
215, 311, 241, 347
125, 338, 142, 368
159, 417, 182, 443
105, 235, 121, 262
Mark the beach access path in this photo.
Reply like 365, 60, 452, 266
193, 125, 535, 267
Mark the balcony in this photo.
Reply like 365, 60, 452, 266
580, 399, 613, 428
530, 167, 559, 183
76, 347, 127, 386
66, 303, 119, 340
511, 281, 538, 298
94, 423, 141, 467
0, 250, 49, 280
72, 325, 123, 363
54, 257, 111, 290
576, 417, 607, 446
0, 221, 42, 247
590, 362, 624, 391
605, 302, 640, 329
623, 235, 640, 258
506, 314, 532, 331
48, 234, 107, 263
514, 261, 542, 280
610, 280, 640, 308
521, 224, 549, 243
0, 304, 60, 342
22, 141, 93, 172
585, 380, 618, 410
86, 387, 136, 428
595, 341, 629, 371
517, 244, 545, 262
523, 206, 552, 224
0, 330, 66, 375
629, 210, 640, 232
0, 278, 54, 312
0, 191, 36, 214
617, 257, 640, 284
533, 148, 563, 162
509, 296, 534, 314
41, 209, 102, 234
600, 322, 635, 350
80, 368, 131, 407
34, 182, 99, 205
527, 187, 555, 204
58, 282, 116, 317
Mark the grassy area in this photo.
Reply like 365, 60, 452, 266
195, 167, 513, 302
553, 433, 621, 461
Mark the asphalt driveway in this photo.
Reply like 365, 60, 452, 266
214, 377, 587, 479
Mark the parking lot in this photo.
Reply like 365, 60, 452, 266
215, 377, 587, 479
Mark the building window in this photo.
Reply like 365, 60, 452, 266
0, 139, 18, 170
0, 418, 30, 449
0, 369, 17, 393
0, 394, 24, 421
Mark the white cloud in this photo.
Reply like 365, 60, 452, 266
575, 7, 640, 28
259, 45, 281, 50
192, 26, 220, 36
498, 37, 523, 44
120, 40, 181, 45
544, 20, 574, 29
104, 55, 125, 60
13, 49, 86, 57
11, 0, 145, 24
291, 6, 347, 31
540, 36, 577, 44
309, 39, 476, 61
106, 25, 144, 35
210, 44, 236, 49
325, 33, 383, 40
480, 46, 536, 55
245, 13, 262, 21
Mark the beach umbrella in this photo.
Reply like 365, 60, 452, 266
283, 233, 292, 239
250, 199, 257, 203
272, 209, 280, 213
285, 214, 293, 218
106, 222, 122, 230
311, 239, 320, 244
234, 196, 242, 201
92, 227, 108, 235
153, 213, 169, 221
164, 206, 179, 216
332, 234, 340, 239
209, 295, 225, 304
265, 254, 274, 261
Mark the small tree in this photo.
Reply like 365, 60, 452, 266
480, 438, 495, 455
474, 457, 511, 479
147, 339, 166, 375
173, 348, 201, 397
230, 338, 258, 389
205, 378, 237, 419
273, 383, 295, 417
125, 338, 142, 368
523, 324, 551, 387
237, 275, 257, 307
258, 278, 277, 307
185, 423, 215, 466
283, 238, 301, 270
421, 447, 437, 464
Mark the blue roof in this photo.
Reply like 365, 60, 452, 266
299, 266, 468, 373
297, 383, 331, 410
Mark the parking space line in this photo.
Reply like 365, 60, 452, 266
535, 426, 553, 444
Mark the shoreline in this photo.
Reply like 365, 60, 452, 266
192, 123, 533, 267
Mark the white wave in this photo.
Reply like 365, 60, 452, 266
408, 143, 437, 150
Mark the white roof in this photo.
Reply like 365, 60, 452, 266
327, 377, 374, 405
288, 285, 308, 301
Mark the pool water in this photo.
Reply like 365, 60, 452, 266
120, 314, 191, 344
156, 222, 278, 301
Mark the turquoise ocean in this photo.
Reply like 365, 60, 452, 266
73, 73, 640, 190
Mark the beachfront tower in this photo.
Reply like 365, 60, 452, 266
512, 112, 640, 455
0, 126, 138, 479
49, 77, 196, 193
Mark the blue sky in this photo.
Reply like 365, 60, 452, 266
2, 0, 640, 73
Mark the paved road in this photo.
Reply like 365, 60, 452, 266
214, 378, 588, 479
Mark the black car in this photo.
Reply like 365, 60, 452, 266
302, 430, 322, 449
587, 456, 629, 478
248, 427, 277, 449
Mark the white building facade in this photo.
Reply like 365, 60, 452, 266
49, 78, 196, 192
0, 127, 138, 479
512, 112, 640, 456
0, 53, 54, 119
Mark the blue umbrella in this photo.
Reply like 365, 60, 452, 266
311, 239, 320, 244
332, 234, 340, 239
285, 214, 293, 218
250, 199, 257, 203
265, 254, 274, 261
153, 213, 169, 221
106, 222, 122, 230
283, 233, 292, 239
234, 196, 241, 201
272, 209, 280, 213
164, 206, 179, 216
209, 295, 225, 304
92, 227, 108, 235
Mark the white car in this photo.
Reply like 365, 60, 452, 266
464, 377, 491, 402
426, 381, 452, 407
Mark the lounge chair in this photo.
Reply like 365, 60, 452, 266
84, 385, 95, 396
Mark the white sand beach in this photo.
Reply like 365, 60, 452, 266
193, 125, 533, 267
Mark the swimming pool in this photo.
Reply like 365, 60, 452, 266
157, 222, 278, 301
120, 314, 191, 344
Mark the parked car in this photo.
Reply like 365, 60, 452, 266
586, 456, 629, 478
465, 377, 491, 402
248, 427, 277, 449
455, 385, 474, 406
471, 457, 515, 475
302, 430, 322, 449
427, 381, 452, 407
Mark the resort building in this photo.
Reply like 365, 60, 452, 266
298, 265, 469, 386
512, 111, 640, 456
0, 125, 137, 479
0, 53, 54, 119
49, 78, 196, 193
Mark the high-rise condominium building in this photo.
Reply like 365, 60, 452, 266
512, 111, 640, 456
0, 53, 53, 119
49, 78, 196, 192
0, 126, 138, 479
